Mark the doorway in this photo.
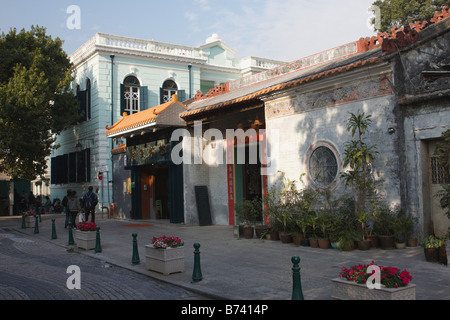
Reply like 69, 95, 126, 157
139, 165, 169, 220
428, 141, 450, 237
155, 165, 169, 220
234, 144, 263, 223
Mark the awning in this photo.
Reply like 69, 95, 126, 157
106, 94, 187, 139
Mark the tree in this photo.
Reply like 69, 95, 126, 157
370, 0, 450, 32
0, 26, 79, 181
340, 112, 378, 217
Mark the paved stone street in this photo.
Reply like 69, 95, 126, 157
0, 228, 208, 300
1, 214, 449, 303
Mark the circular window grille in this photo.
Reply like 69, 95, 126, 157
308, 146, 338, 188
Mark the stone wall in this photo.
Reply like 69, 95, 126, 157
264, 66, 402, 210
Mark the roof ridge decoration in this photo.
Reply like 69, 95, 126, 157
191, 83, 230, 102
357, 6, 450, 55
180, 57, 382, 119
183, 7, 450, 111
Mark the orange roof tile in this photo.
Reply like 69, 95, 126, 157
180, 57, 382, 119
106, 94, 186, 136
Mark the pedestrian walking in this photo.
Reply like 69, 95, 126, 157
21, 191, 28, 211
67, 190, 80, 229
62, 189, 71, 228
43, 196, 51, 214
83, 186, 98, 223
28, 192, 36, 210
36, 196, 42, 215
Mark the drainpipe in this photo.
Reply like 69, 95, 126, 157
188, 64, 192, 99
110, 54, 115, 206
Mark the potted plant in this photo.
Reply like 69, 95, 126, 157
235, 199, 260, 239
292, 212, 309, 246
23, 209, 37, 228
356, 211, 371, 250
422, 235, 442, 262
265, 188, 281, 241
74, 221, 98, 250
308, 212, 320, 248
317, 212, 334, 249
145, 235, 185, 275
338, 229, 359, 251
294, 212, 311, 246
439, 237, 448, 265
372, 204, 396, 250
254, 222, 266, 239
393, 213, 413, 249
333, 261, 415, 300
329, 219, 342, 249
277, 205, 294, 243
290, 231, 302, 246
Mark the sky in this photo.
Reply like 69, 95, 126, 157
0, 0, 378, 62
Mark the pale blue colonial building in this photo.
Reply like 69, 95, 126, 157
50, 33, 284, 213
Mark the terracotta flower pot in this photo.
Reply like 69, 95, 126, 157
424, 247, 439, 262
255, 227, 265, 239
357, 240, 371, 250
407, 238, 418, 247
439, 243, 447, 265
318, 238, 330, 249
379, 235, 395, 250
292, 235, 303, 246
270, 230, 279, 241
366, 235, 379, 248
309, 238, 319, 248
243, 226, 254, 239
280, 233, 292, 243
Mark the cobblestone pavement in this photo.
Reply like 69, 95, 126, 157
0, 228, 209, 300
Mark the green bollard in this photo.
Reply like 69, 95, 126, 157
68, 221, 74, 245
21, 215, 26, 229
95, 226, 102, 253
51, 219, 57, 240
192, 243, 203, 283
131, 233, 140, 265
291, 256, 304, 300
34, 215, 39, 234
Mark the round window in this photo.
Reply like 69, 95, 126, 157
308, 146, 338, 188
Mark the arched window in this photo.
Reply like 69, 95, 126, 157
161, 80, 178, 104
308, 145, 339, 188
122, 76, 140, 115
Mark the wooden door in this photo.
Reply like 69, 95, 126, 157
140, 168, 155, 220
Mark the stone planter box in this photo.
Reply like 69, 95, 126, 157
331, 278, 416, 300
24, 216, 35, 228
75, 230, 96, 250
145, 245, 184, 275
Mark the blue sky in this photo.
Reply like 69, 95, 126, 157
0, 0, 377, 62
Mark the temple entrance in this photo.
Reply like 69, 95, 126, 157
139, 165, 169, 220
234, 144, 263, 223
428, 140, 450, 237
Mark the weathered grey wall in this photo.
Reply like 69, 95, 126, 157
394, 20, 450, 238
112, 151, 132, 220
264, 66, 402, 212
